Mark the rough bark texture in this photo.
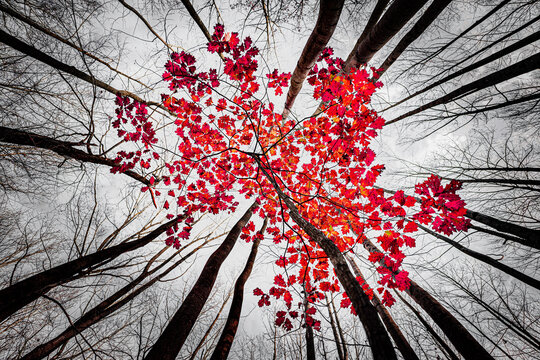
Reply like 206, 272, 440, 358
258, 165, 397, 360
346, 254, 420, 360
144, 203, 257, 360
417, 224, 540, 289
0, 217, 181, 322
386, 52, 540, 125
345, 0, 428, 71
210, 217, 268, 360
0, 126, 151, 185
378, 0, 452, 74
282, 0, 345, 118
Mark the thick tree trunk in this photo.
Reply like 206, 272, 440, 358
345, 0, 389, 68
20, 239, 206, 360
190, 291, 232, 360
345, 0, 428, 71
378, 0, 452, 74
0, 126, 150, 185
386, 52, 540, 125
210, 217, 268, 360
346, 254, 420, 360
417, 224, 540, 289
361, 237, 494, 360
282, 0, 345, 119
0, 217, 181, 322
144, 203, 257, 360
395, 291, 460, 360
258, 165, 397, 360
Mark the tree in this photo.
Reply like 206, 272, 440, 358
1, 1, 538, 359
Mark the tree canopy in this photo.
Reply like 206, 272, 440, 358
0, 0, 538, 359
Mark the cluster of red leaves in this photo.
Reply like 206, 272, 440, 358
111, 24, 471, 330
414, 175, 470, 235
111, 95, 159, 173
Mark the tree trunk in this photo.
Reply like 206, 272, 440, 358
345, 0, 428, 71
361, 237, 494, 360
0, 126, 151, 185
417, 223, 540, 289
465, 209, 540, 248
0, 28, 160, 107
282, 0, 345, 119
0, 216, 182, 322
325, 296, 344, 360
20, 237, 208, 360
210, 217, 268, 360
304, 297, 316, 360
190, 290, 232, 360
344, 0, 389, 67
346, 254, 420, 360
329, 295, 348, 360
385, 29, 540, 109
0, 3, 151, 89
395, 291, 460, 360
385, 52, 540, 125
378, 0, 452, 74
258, 165, 397, 360
144, 203, 257, 360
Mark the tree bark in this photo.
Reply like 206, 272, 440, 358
385, 52, 540, 125
345, 0, 428, 71
344, 0, 390, 67
304, 297, 316, 360
257, 165, 397, 360
144, 203, 257, 360
0, 126, 151, 185
417, 223, 540, 289
0, 216, 182, 322
0, 28, 161, 108
385, 29, 540, 109
20, 239, 207, 360
394, 291, 460, 360
465, 209, 540, 248
378, 0, 452, 74
210, 217, 268, 360
282, 0, 345, 119
361, 237, 494, 360
346, 254, 420, 360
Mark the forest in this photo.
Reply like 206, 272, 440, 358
0, 0, 539, 359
